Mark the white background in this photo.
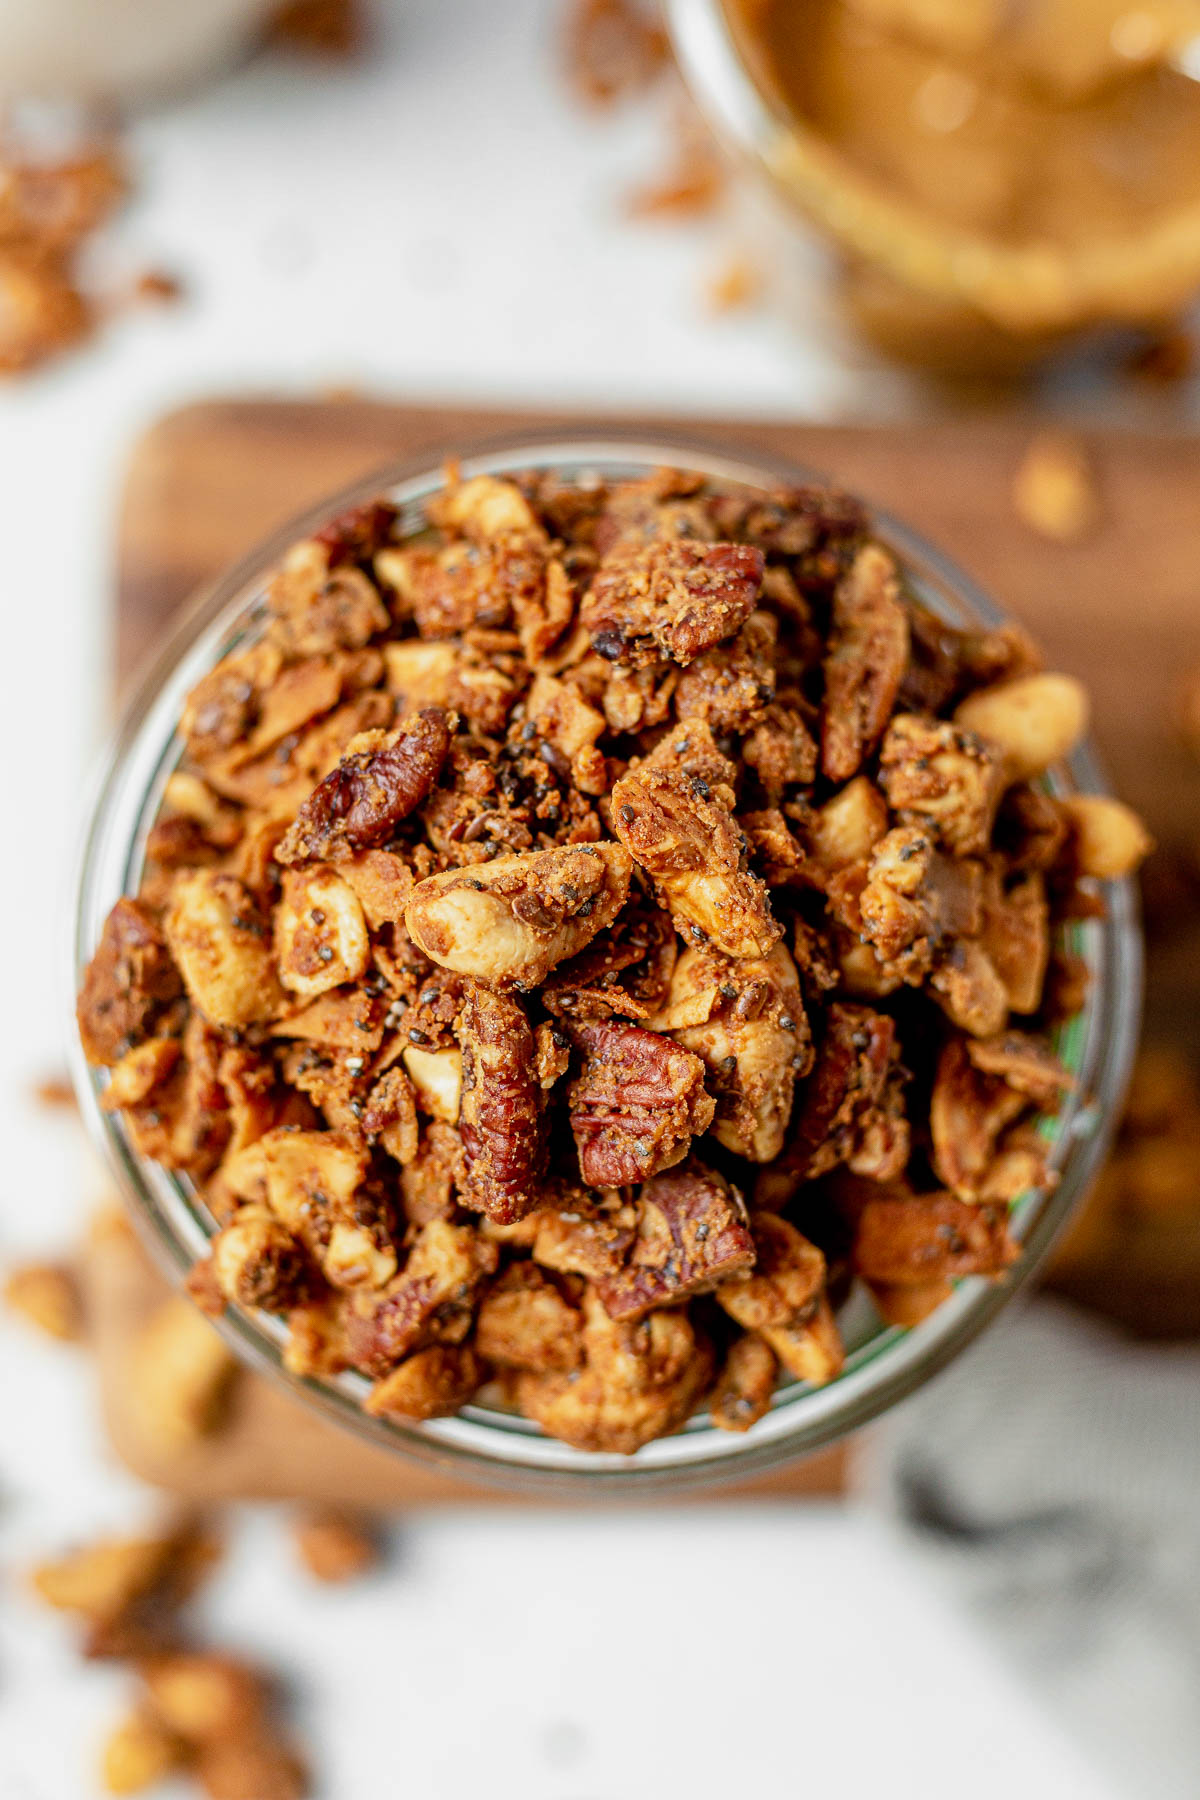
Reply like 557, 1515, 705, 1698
1, 2, 1180, 1793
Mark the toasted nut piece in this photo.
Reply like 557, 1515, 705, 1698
567, 1020, 714, 1186
868, 1280, 954, 1327
276, 709, 453, 865
821, 544, 909, 782
761, 1294, 844, 1387
810, 776, 889, 871
954, 673, 1089, 782
364, 1344, 482, 1420
274, 866, 369, 999
165, 872, 284, 1028
595, 1160, 754, 1321
210, 1206, 311, 1311
672, 941, 810, 1163
854, 1191, 1019, 1285
128, 1296, 238, 1448
1061, 795, 1153, 880
879, 713, 1004, 856
432, 472, 541, 539
516, 1292, 714, 1454
346, 1219, 497, 1374
3, 1260, 84, 1341
401, 1046, 463, 1122
405, 843, 631, 989
458, 984, 545, 1222
31, 1536, 170, 1622
77, 897, 183, 1066
141, 1653, 265, 1743
223, 1129, 373, 1282
710, 1333, 778, 1432
476, 1263, 583, 1372
717, 1213, 825, 1332
291, 1507, 378, 1583
611, 722, 780, 958
100, 1709, 184, 1795
101, 1037, 181, 1111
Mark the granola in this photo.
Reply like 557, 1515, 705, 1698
79, 462, 1147, 1453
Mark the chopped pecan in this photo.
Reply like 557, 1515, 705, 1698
567, 1020, 714, 1186
77, 898, 182, 1067
457, 983, 545, 1224
277, 709, 454, 865
879, 713, 1004, 857
313, 498, 398, 566
581, 536, 763, 668
670, 941, 811, 1163
345, 1220, 498, 1375
594, 1159, 754, 1320
709, 1333, 778, 1433
821, 545, 908, 782
476, 1263, 583, 1371
405, 842, 631, 989
853, 1191, 1020, 1285
784, 1003, 900, 1181
611, 723, 780, 958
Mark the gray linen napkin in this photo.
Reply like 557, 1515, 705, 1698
864, 1297, 1200, 1800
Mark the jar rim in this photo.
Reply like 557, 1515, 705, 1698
68, 428, 1143, 1495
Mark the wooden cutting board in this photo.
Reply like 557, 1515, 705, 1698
89, 397, 1200, 1503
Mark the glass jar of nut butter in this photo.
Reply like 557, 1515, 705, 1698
670, 0, 1200, 371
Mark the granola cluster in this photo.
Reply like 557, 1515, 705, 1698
78, 463, 1149, 1454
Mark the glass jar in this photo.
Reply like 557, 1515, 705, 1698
70, 432, 1143, 1496
667, 0, 1200, 373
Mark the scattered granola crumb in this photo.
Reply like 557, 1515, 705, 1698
290, 1507, 379, 1583
626, 101, 727, 218
268, 0, 363, 54
563, 0, 669, 107
3, 1260, 84, 1341
101, 1708, 185, 1795
1011, 431, 1100, 543
706, 252, 764, 315
32, 1071, 78, 1110
31, 1520, 309, 1799
134, 269, 184, 305
1125, 326, 1195, 385
0, 142, 124, 377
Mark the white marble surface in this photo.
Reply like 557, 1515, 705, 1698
0, 3, 1151, 1793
